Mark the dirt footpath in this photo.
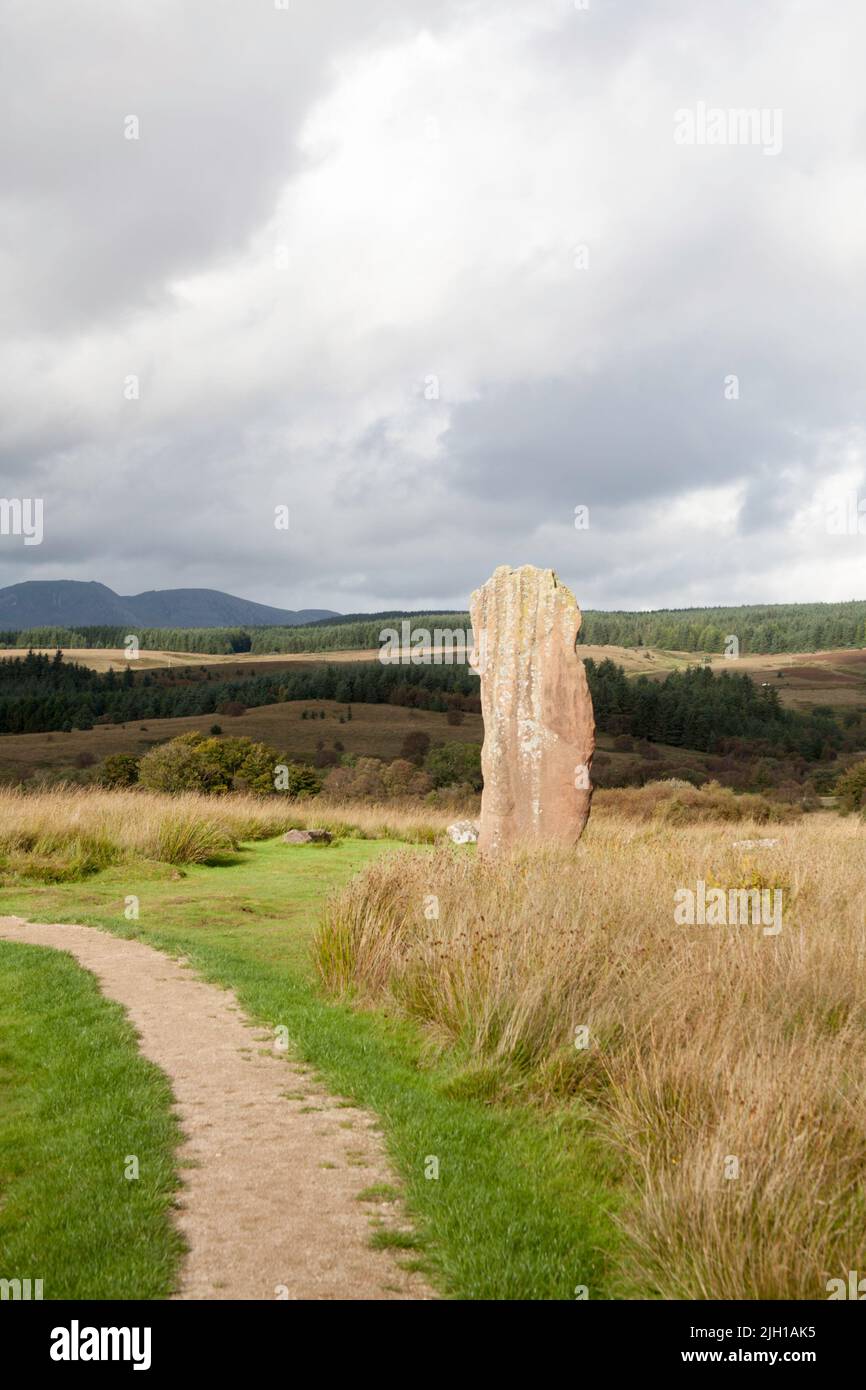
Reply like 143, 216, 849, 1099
0, 917, 433, 1301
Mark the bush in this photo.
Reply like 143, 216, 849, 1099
381, 759, 433, 799
323, 756, 431, 801
216, 701, 246, 718
835, 760, 866, 813
635, 739, 660, 760
424, 781, 478, 810
210, 724, 222, 735
323, 757, 387, 801
278, 763, 323, 798
661, 765, 706, 787
99, 753, 141, 788
138, 732, 317, 798
314, 747, 341, 769
139, 735, 209, 793
424, 742, 482, 791
400, 731, 431, 764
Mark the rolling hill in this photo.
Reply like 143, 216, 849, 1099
0, 581, 338, 630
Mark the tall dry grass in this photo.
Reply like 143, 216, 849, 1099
592, 777, 801, 823
0, 785, 459, 878
316, 808, 866, 1299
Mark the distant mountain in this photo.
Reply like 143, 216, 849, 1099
0, 581, 339, 631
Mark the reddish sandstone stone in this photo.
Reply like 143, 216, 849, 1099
469, 565, 595, 853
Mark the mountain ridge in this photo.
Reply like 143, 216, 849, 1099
0, 581, 338, 630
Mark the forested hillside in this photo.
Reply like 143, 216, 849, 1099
578, 601, 866, 653
0, 625, 253, 653
0, 650, 847, 764
4, 599, 864, 656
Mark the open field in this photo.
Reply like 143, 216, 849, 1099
698, 648, 866, 710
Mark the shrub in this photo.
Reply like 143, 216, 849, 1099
424, 742, 482, 791
323, 756, 430, 801
314, 747, 341, 769
400, 731, 431, 764
424, 781, 478, 810
210, 724, 223, 735
381, 758, 432, 799
138, 732, 305, 797
635, 739, 661, 760
99, 753, 141, 788
323, 757, 387, 801
835, 760, 866, 813
661, 765, 706, 787
139, 735, 203, 793
278, 763, 323, 798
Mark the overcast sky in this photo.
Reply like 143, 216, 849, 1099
1, 0, 865, 615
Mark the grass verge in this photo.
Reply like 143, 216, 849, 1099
0, 940, 184, 1299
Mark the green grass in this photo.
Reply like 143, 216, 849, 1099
0, 940, 184, 1299
1, 837, 623, 1299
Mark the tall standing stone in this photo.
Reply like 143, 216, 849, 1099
469, 565, 595, 854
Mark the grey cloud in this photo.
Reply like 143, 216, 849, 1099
0, 0, 459, 333
1, 0, 865, 612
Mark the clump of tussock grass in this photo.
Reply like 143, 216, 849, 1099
148, 816, 236, 866
316, 808, 866, 1298
0, 830, 120, 882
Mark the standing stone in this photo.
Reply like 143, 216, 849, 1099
469, 565, 595, 854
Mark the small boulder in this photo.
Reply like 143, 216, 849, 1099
447, 820, 480, 844
282, 828, 332, 845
